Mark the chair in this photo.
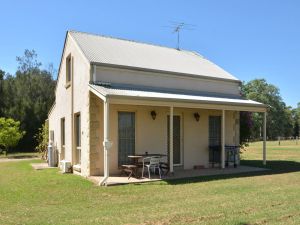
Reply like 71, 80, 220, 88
142, 156, 162, 179
159, 162, 170, 176
121, 164, 137, 179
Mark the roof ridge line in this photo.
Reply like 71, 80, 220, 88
68, 30, 199, 54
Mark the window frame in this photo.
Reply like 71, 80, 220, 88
209, 116, 221, 146
65, 54, 72, 88
118, 111, 136, 167
74, 113, 81, 164
60, 118, 65, 160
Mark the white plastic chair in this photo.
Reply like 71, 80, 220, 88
142, 156, 162, 179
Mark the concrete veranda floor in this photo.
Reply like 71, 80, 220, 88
88, 165, 268, 186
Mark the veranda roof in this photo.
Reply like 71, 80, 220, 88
89, 83, 267, 112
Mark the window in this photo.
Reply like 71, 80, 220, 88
60, 118, 65, 160
118, 112, 135, 166
209, 116, 221, 146
66, 55, 71, 85
75, 113, 81, 164
209, 116, 222, 164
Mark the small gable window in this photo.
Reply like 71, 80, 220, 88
66, 55, 72, 86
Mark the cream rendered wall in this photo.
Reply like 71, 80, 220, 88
183, 109, 210, 169
95, 66, 241, 96
48, 33, 91, 176
183, 109, 238, 169
89, 100, 239, 175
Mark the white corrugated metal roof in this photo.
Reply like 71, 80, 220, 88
89, 84, 266, 109
69, 31, 239, 81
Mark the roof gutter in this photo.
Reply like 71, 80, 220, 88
108, 94, 268, 112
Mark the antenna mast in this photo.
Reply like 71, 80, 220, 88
163, 21, 196, 50
173, 22, 184, 50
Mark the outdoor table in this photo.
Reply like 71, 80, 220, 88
131, 154, 167, 167
128, 155, 143, 164
127, 154, 167, 178
128, 154, 167, 161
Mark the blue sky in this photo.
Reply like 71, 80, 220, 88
0, 0, 299, 107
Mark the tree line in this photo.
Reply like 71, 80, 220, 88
0, 49, 299, 152
241, 79, 300, 142
0, 50, 56, 152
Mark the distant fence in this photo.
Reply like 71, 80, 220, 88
247, 136, 299, 146
276, 136, 299, 146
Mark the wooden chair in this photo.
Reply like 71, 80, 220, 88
121, 164, 137, 179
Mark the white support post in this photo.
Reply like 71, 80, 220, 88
263, 111, 267, 165
169, 106, 174, 173
221, 110, 226, 169
99, 98, 112, 186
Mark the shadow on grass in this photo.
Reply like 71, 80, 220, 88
145, 160, 300, 185
7, 154, 38, 159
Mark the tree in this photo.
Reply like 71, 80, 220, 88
1, 50, 56, 151
16, 49, 42, 73
283, 106, 294, 137
240, 111, 253, 147
0, 117, 25, 155
294, 120, 299, 137
35, 121, 49, 160
241, 79, 293, 139
0, 70, 4, 117
292, 105, 300, 137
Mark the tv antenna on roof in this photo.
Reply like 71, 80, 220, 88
163, 21, 196, 50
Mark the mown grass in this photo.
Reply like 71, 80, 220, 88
0, 152, 39, 159
1, 142, 300, 225
242, 140, 300, 162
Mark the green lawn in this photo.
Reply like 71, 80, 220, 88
0, 152, 39, 159
1, 142, 300, 225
